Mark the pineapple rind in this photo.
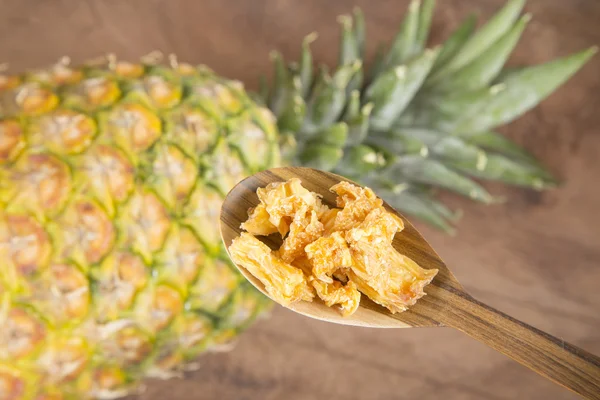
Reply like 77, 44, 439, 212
0, 57, 276, 399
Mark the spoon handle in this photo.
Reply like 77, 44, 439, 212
428, 285, 600, 399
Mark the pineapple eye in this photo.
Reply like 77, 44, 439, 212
32, 110, 96, 154
0, 119, 25, 164
175, 63, 197, 76
181, 183, 223, 251
1, 215, 51, 277
149, 285, 183, 332
143, 75, 181, 109
178, 314, 210, 349
155, 226, 204, 289
112, 325, 152, 364
0, 74, 21, 91
14, 83, 59, 116
116, 252, 148, 291
81, 77, 120, 108
106, 103, 161, 153
151, 144, 197, 207
92, 366, 128, 396
5, 154, 71, 216
229, 120, 273, 172
50, 64, 83, 86
94, 252, 147, 321
0, 368, 25, 400
49, 264, 90, 321
114, 62, 144, 79
225, 292, 260, 328
60, 201, 115, 266
38, 337, 88, 383
191, 82, 242, 115
205, 141, 246, 194
1, 308, 46, 359
82, 145, 135, 208
120, 191, 170, 263
165, 108, 218, 155
188, 259, 239, 313
151, 345, 183, 376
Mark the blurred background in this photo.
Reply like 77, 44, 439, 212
1, 0, 599, 399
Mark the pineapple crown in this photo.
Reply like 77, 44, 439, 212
257, 0, 596, 234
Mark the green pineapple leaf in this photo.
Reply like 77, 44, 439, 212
368, 47, 439, 130
415, 0, 436, 53
302, 62, 359, 134
336, 144, 385, 177
299, 32, 318, 98
377, 186, 459, 234
429, 13, 530, 93
353, 8, 366, 58
430, 14, 476, 74
434, 0, 526, 78
453, 47, 597, 134
384, 0, 421, 69
462, 130, 538, 163
268, 51, 289, 117
387, 155, 494, 203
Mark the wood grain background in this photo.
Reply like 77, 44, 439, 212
1, 0, 599, 399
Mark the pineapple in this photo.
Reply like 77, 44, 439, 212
0, 0, 594, 398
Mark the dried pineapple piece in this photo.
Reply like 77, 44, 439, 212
310, 278, 361, 317
305, 232, 352, 283
320, 208, 340, 236
345, 208, 436, 313
330, 181, 383, 231
229, 232, 314, 306
256, 178, 328, 236
241, 204, 278, 236
279, 207, 323, 264
292, 256, 359, 317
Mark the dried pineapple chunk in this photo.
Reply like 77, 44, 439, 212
241, 204, 278, 236
292, 256, 359, 317
320, 208, 340, 236
279, 207, 323, 263
230, 179, 437, 317
229, 232, 314, 306
330, 181, 383, 232
256, 178, 328, 236
345, 208, 436, 313
305, 232, 352, 283
310, 278, 361, 317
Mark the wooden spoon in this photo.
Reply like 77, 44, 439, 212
220, 167, 600, 399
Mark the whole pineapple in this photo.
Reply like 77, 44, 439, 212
0, 0, 594, 398
0, 59, 278, 398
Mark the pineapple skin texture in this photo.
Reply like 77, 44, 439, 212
0, 58, 279, 400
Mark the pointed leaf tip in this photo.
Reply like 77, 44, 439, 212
454, 46, 597, 134
435, 0, 525, 77
303, 32, 319, 45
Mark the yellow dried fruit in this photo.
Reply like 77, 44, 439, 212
329, 181, 383, 232
305, 232, 352, 283
310, 278, 361, 317
254, 178, 328, 236
229, 232, 314, 306
230, 179, 438, 317
345, 207, 436, 313
241, 204, 278, 236
279, 207, 323, 264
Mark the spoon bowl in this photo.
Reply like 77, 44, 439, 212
220, 167, 600, 399
220, 166, 455, 328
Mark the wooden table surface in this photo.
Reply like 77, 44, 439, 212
1, 1, 599, 399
